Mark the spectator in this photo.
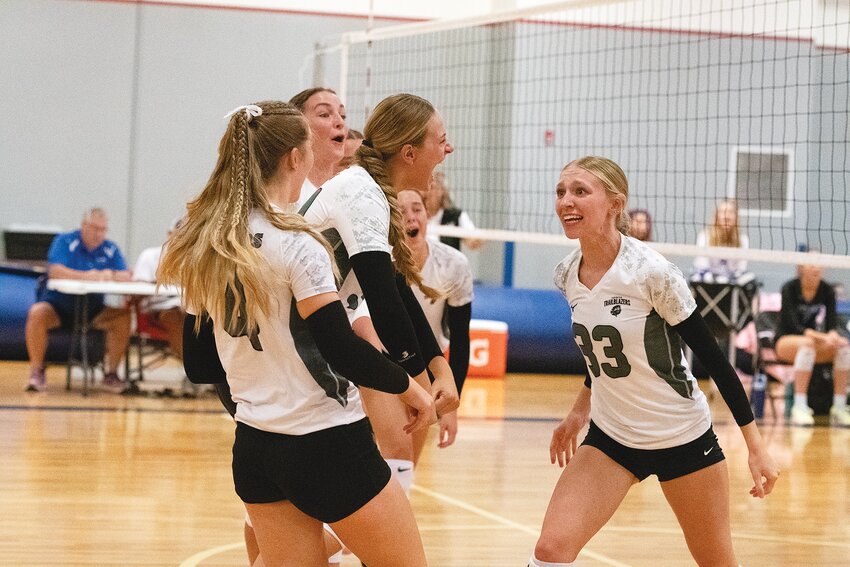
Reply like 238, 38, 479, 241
425, 171, 482, 250
774, 256, 850, 426
132, 217, 185, 359
693, 199, 749, 278
25, 208, 132, 393
627, 208, 652, 241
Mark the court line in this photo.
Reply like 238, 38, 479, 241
411, 484, 634, 567
179, 542, 244, 567
0, 404, 225, 415
1, 404, 735, 429
603, 526, 850, 549
175, 495, 848, 566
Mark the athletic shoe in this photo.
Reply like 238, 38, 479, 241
25, 368, 47, 392
102, 372, 128, 394
829, 406, 850, 427
789, 405, 815, 426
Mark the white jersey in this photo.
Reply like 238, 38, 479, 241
296, 178, 318, 210
554, 235, 710, 449
300, 166, 392, 317
412, 240, 474, 351
213, 210, 366, 435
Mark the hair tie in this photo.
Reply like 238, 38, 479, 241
361, 138, 373, 149
224, 104, 263, 122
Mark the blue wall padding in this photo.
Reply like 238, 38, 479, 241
0, 266, 101, 362
471, 285, 585, 374
0, 266, 41, 360
0, 274, 587, 373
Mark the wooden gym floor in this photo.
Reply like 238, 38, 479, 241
1, 360, 848, 566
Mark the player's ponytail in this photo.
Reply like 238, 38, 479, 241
356, 93, 440, 300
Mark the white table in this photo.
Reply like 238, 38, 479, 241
46, 279, 180, 396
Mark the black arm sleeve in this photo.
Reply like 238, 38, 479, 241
183, 314, 227, 385
395, 272, 444, 363
349, 251, 426, 377
779, 282, 804, 336
306, 300, 410, 394
825, 283, 838, 332
446, 303, 472, 395
672, 311, 754, 426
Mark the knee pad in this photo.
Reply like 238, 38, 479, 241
834, 345, 850, 372
793, 346, 816, 373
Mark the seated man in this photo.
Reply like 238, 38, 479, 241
132, 217, 185, 359
25, 207, 132, 393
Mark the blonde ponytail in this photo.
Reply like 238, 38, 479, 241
356, 94, 441, 299
159, 101, 336, 335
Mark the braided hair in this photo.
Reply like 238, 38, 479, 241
355, 93, 440, 299
159, 101, 335, 335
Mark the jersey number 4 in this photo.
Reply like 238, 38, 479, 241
572, 323, 631, 379
224, 278, 263, 352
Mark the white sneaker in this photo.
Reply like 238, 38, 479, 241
830, 406, 850, 427
790, 405, 815, 426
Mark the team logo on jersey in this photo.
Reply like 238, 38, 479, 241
346, 294, 359, 310
251, 233, 263, 248
604, 296, 630, 317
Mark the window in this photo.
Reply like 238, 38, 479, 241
728, 146, 794, 218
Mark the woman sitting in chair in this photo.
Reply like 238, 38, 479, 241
775, 254, 850, 427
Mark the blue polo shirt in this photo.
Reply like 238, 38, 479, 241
42, 230, 128, 310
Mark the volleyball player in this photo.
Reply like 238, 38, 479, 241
299, 93, 460, 499
529, 156, 779, 567
288, 87, 348, 204
399, 188, 473, 457
158, 101, 435, 567
203, 87, 350, 567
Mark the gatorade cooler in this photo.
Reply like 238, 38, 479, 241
467, 319, 508, 378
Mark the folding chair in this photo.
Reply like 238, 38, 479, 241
751, 310, 833, 419
125, 306, 177, 390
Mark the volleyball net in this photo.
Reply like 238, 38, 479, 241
314, 0, 850, 269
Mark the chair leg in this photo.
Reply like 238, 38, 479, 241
125, 345, 131, 385
65, 327, 76, 391
138, 337, 145, 383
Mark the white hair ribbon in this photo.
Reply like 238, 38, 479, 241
223, 104, 263, 122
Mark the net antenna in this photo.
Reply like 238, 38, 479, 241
315, 0, 850, 269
